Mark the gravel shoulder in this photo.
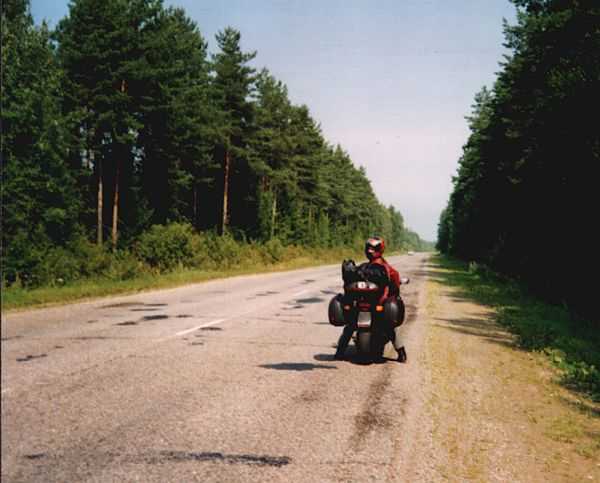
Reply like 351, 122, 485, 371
411, 261, 600, 482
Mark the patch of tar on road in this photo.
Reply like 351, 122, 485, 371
23, 453, 47, 460
176, 314, 192, 318
101, 301, 145, 308
200, 327, 222, 331
54, 345, 64, 349
130, 308, 160, 312
116, 321, 138, 326
350, 367, 397, 450
321, 290, 337, 295
1, 335, 23, 341
140, 451, 291, 467
140, 315, 169, 321
252, 316, 305, 324
303, 279, 316, 284
145, 303, 168, 307
191, 341, 204, 346
260, 362, 337, 371
281, 304, 304, 310
71, 336, 116, 340
256, 291, 280, 297
16, 353, 47, 362
86, 320, 98, 324
296, 297, 324, 304
313, 353, 335, 362
296, 389, 322, 403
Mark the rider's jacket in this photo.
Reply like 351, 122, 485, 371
369, 256, 401, 298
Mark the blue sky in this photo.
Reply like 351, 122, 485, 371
31, 0, 517, 241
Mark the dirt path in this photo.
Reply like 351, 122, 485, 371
406, 261, 600, 482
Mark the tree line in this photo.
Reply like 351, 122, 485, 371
437, 0, 599, 319
2, 0, 431, 287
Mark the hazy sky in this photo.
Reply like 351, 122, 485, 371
31, 0, 517, 241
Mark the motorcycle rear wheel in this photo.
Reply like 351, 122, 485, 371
356, 330, 371, 355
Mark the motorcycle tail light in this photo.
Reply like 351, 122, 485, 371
375, 305, 384, 312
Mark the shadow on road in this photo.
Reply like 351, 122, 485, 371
433, 316, 516, 347
259, 362, 337, 371
314, 351, 391, 366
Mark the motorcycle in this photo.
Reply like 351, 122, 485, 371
329, 263, 409, 360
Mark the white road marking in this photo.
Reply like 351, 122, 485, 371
170, 285, 321, 338
174, 318, 227, 337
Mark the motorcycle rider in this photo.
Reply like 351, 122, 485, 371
334, 236, 407, 362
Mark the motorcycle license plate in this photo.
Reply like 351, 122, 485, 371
357, 311, 371, 328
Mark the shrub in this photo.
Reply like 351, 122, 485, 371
34, 246, 81, 286
103, 250, 145, 280
260, 238, 285, 264
202, 232, 243, 269
134, 223, 197, 272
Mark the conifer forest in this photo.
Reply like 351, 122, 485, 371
2, 0, 431, 290
437, 0, 599, 321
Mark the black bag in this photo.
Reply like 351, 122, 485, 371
341, 259, 361, 284
357, 262, 389, 287
342, 259, 390, 287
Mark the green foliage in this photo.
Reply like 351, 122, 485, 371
436, 254, 600, 401
438, 1, 600, 319
3, 0, 431, 295
134, 222, 197, 272
259, 238, 286, 263
1, 1, 81, 285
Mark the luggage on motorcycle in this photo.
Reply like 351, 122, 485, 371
342, 260, 390, 289
384, 296, 406, 327
342, 259, 361, 284
358, 263, 389, 287
328, 294, 346, 326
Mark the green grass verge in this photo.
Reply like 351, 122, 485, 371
432, 254, 600, 402
1, 248, 366, 313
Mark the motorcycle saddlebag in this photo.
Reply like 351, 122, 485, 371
384, 296, 406, 327
328, 294, 346, 326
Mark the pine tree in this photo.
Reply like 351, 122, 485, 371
55, 0, 161, 248
1, 0, 80, 285
211, 27, 257, 235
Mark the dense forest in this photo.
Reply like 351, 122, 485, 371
2, 0, 432, 288
437, 0, 599, 320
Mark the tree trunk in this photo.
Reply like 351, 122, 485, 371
271, 190, 277, 239
97, 155, 103, 245
193, 184, 198, 228
111, 79, 126, 251
111, 158, 120, 251
220, 149, 230, 235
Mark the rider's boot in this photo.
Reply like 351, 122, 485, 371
397, 346, 407, 363
334, 323, 354, 359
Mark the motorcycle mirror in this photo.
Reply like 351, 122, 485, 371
401, 277, 410, 284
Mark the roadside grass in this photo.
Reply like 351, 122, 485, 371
431, 254, 600, 403
1, 247, 365, 312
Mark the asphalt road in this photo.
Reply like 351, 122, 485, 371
1, 253, 430, 482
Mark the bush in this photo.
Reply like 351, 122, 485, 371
134, 223, 197, 272
34, 246, 81, 286
260, 238, 285, 264
103, 250, 145, 280
201, 231, 243, 269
